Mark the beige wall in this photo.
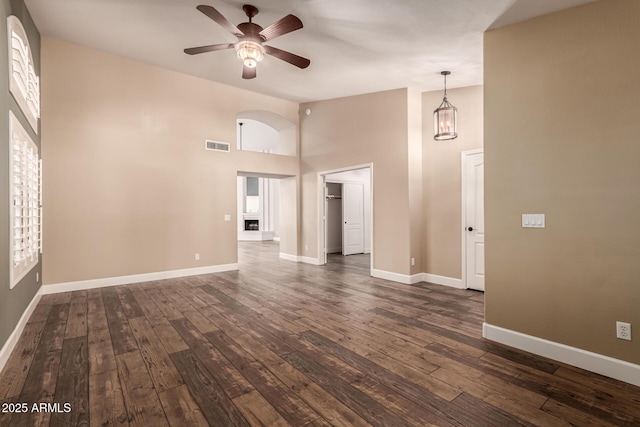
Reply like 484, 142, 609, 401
408, 89, 424, 275
42, 38, 299, 285
300, 89, 414, 275
485, 0, 640, 363
422, 85, 483, 279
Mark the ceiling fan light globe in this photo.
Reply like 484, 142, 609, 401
244, 58, 258, 68
235, 40, 265, 67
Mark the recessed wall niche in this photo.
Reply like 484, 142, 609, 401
7, 15, 40, 133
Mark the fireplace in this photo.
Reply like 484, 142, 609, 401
244, 219, 259, 231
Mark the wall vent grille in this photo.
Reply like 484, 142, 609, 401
205, 140, 230, 152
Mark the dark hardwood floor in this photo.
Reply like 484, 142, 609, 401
1, 241, 639, 426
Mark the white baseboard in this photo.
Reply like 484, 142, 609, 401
421, 273, 464, 289
372, 269, 413, 284
279, 253, 298, 262
41, 263, 239, 295
299, 256, 322, 266
0, 288, 42, 373
483, 323, 640, 387
279, 253, 322, 266
371, 270, 465, 287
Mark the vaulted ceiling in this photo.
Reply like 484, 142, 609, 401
25, 0, 594, 102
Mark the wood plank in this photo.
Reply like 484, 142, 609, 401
232, 390, 291, 427
554, 365, 640, 413
541, 398, 621, 427
87, 296, 117, 375
131, 289, 165, 324
183, 310, 219, 334
116, 350, 169, 427
294, 313, 460, 402
28, 301, 53, 323
65, 291, 88, 339
145, 288, 183, 321
451, 392, 536, 426
86, 288, 103, 300
158, 384, 209, 427
0, 319, 46, 401
160, 288, 197, 314
198, 305, 247, 338
116, 287, 146, 319
152, 317, 189, 355
233, 332, 372, 427
299, 330, 484, 426
89, 369, 129, 427
426, 342, 548, 407
40, 292, 72, 305
4, 304, 68, 427
205, 329, 323, 426
102, 287, 138, 355
171, 318, 254, 399
430, 367, 564, 426
283, 351, 412, 427
170, 349, 249, 426
479, 352, 640, 425
5, 304, 69, 403
50, 337, 90, 427
128, 317, 184, 392
351, 381, 454, 427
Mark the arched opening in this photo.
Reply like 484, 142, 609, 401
236, 110, 296, 156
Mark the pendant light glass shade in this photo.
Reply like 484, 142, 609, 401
235, 40, 265, 68
434, 71, 458, 140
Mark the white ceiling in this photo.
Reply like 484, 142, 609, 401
24, 0, 594, 103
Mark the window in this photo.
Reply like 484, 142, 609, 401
10, 112, 41, 288
7, 15, 40, 133
245, 177, 260, 213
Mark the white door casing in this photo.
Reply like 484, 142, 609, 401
323, 182, 328, 264
342, 183, 365, 256
463, 150, 485, 291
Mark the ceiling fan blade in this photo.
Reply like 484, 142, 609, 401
184, 43, 234, 55
259, 14, 303, 41
197, 5, 243, 36
242, 65, 257, 79
264, 45, 310, 69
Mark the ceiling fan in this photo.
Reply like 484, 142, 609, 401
184, 4, 310, 79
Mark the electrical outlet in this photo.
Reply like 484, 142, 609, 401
36, 272, 39, 282
305, 245, 309, 252
616, 321, 631, 341
411, 257, 415, 266
195, 253, 200, 261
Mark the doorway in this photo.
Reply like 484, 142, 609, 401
462, 149, 484, 291
236, 172, 296, 268
318, 165, 373, 275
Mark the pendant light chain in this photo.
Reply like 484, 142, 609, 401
443, 72, 447, 98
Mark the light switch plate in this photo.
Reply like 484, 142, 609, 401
522, 214, 545, 228
224, 214, 231, 221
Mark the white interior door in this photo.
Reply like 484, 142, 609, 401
464, 152, 485, 291
342, 183, 364, 255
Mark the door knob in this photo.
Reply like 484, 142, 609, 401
467, 227, 474, 231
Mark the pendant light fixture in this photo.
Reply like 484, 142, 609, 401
434, 71, 458, 140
